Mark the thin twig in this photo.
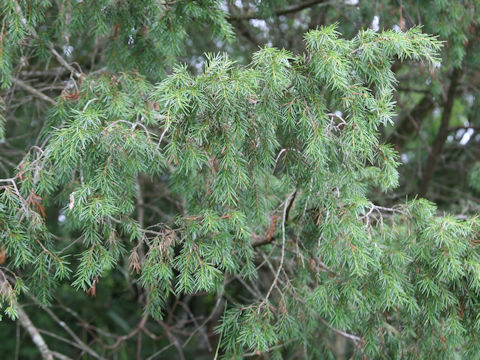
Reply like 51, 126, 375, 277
182, 281, 225, 348
145, 343, 175, 360
319, 317, 362, 344
157, 321, 185, 360
263, 190, 296, 303
12, 78, 56, 105
26, 293, 105, 360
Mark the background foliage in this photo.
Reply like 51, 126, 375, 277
1, 0, 480, 359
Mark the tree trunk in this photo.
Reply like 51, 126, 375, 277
418, 67, 462, 197
389, 94, 435, 151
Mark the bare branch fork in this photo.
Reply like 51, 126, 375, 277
360, 204, 407, 227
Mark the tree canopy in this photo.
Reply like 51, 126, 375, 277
1, 1, 480, 359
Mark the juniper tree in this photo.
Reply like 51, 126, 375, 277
1, 1, 480, 359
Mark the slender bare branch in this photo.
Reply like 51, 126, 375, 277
27, 293, 105, 360
16, 306, 54, 360
12, 79, 56, 105
263, 190, 296, 303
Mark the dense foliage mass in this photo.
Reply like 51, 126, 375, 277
1, 1, 480, 359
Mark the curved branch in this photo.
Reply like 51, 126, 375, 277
230, 0, 328, 20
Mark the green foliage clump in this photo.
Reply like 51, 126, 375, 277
1, 1, 480, 359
